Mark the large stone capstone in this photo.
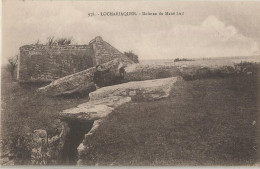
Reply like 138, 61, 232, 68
38, 57, 133, 96
123, 64, 181, 82
59, 96, 131, 122
58, 77, 180, 165
89, 77, 181, 101
37, 67, 96, 96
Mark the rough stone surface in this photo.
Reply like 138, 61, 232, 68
31, 120, 70, 165
59, 96, 132, 165
31, 130, 48, 165
89, 77, 180, 101
37, 67, 96, 96
38, 57, 133, 96
57, 77, 180, 165
89, 36, 127, 65
18, 36, 128, 82
120, 63, 237, 83
46, 120, 70, 165
180, 65, 237, 80
60, 96, 131, 122
18, 45, 95, 83
218, 66, 236, 75
77, 119, 102, 166
58, 95, 132, 165
180, 66, 210, 80
0, 139, 15, 165
124, 64, 181, 82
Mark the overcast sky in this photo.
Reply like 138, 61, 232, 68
2, 1, 260, 64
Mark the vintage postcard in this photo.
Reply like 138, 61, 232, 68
1, 0, 260, 167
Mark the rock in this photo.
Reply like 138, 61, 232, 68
252, 121, 256, 125
18, 36, 128, 83
123, 64, 181, 82
0, 157, 10, 165
31, 120, 70, 165
59, 96, 132, 165
60, 96, 131, 122
180, 66, 211, 80
31, 130, 48, 165
77, 119, 103, 164
46, 120, 70, 165
89, 77, 181, 101
218, 66, 236, 76
38, 57, 133, 96
179, 66, 199, 80
37, 67, 96, 96
0, 158, 15, 165
0, 140, 15, 165
180, 65, 236, 80
32, 130, 47, 144
61, 77, 180, 165
93, 57, 133, 87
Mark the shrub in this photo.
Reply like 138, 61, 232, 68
5, 126, 33, 165
56, 38, 72, 45
46, 36, 55, 46
46, 37, 73, 46
234, 61, 260, 74
6, 55, 18, 80
124, 51, 139, 63
34, 39, 41, 45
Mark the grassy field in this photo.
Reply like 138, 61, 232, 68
1, 62, 260, 165
1, 67, 90, 164
80, 74, 260, 165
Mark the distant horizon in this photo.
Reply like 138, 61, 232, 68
1, 52, 259, 66
140, 55, 260, 61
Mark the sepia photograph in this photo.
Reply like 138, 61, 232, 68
1, 0, 260, 167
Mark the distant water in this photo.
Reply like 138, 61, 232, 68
140, 56, 260, 67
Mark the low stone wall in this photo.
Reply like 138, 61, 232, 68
18, 36, 127, 83
18, 45, 95, 82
